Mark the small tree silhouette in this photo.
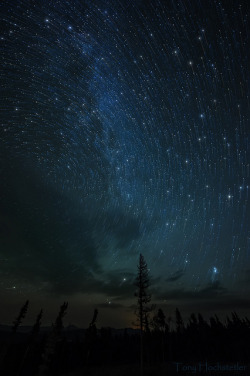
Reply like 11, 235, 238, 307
152, 308, 166, 332
135, 254, 151, 376
152, 308, 167, 362
86, 308, 98, 364
175, 308, 184, 333
30, 309, 43, 340
89, 308, 98, 328
53, 302, 68, 335
18, 309, 43, 375
0, 300, 29, 369
12, 300, 29, 333
38, 302, 68, 375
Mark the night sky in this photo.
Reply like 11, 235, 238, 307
0, 0, 249, 328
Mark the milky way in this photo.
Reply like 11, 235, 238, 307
0, 0, 249, 326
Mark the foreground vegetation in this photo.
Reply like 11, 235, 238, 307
0, 306, 249, 375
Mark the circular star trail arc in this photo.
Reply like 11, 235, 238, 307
0, 0, 249, 322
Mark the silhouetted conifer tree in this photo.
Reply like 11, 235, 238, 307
86, 309, 98, 364
38, 302, 68, 375
244, 317, 250, 328
18, 309, 43, 375
134, 253, 151, 375
197, 313, 206, 326
152, 308, 167, 362
152, 308, 166, 332
189, 313, 197, 326
89, 308, 98, 328
0, 300, 29, 371
12, 300, 29, 333
27, 309, 43, 344
54, 302, 68, 335
175, 308, 184, 333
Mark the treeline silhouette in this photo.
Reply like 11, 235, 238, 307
0, 302, 249, 375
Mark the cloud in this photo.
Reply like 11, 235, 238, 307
153, 281, 250, 314
200, 281, 227, 296
155, 280, 228, 301
0, 160, 102, 293
0, 158, 144, 297
205, 296, 250, 310
102, 210, 141, 248
97, 302, 124, 309
97, 270, 136, 299
166, 270, 185, 282
239, 269, 250, 285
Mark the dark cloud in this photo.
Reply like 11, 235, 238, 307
200, 281, 227, 296
166, 270, 185, 282
97, 302, 124, 309
0, 159, 101, 292
97, 270, 135, 299
155, 280, 228, 301
154, 281, 250, 315
102, 210, 141, 248
204, 297, 250, 311
171, 296, 250, 314
239, 269, 250, 285
0, 158, 143, 296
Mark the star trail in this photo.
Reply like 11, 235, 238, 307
0, 0, 249, 327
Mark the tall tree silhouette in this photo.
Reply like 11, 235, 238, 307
153, 308, 167, 362
30, 309, 43, 340
18, 309, 43, 375
175, 308, 184, 333
135, 254, 151, 375
38, 302, 68, 375
152, 308, 166, 332
0, 300, 29, 369
53, 302, 68, 335
12, 300, 29, 333
86, 308, 98, 364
